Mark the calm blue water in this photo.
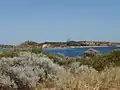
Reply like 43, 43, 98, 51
44, 47, 120, 57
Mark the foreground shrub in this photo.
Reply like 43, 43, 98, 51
0, 52, 65, 89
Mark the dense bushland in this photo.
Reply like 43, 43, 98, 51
0, 49, 120, 90
46, 50, 120, 71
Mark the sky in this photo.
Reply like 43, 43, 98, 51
0, 0, 120, 45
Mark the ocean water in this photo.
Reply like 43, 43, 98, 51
44, 47, 120, 57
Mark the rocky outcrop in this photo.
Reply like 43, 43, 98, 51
83, 48, 100, 57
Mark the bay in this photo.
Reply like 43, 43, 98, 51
44, 46, 120, 57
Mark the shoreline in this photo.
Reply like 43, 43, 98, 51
44, 46, 120, 50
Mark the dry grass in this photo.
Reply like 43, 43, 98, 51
36, 67, 120, 90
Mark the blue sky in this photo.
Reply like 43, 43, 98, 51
0, 0, 120, 44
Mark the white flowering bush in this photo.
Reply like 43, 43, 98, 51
68, 62, 97, 75
0, 52, 65, 89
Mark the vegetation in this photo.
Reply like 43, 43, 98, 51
0, 47, 43, 58
0, 48, 120, 90
28, 46, 43, 54
45, 50, 120, 72
0, 51, 19, 58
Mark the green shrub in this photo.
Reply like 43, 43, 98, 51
0, 51, 18, 58
46, 53, 75, 66
56, 53, 64, 58
78, 50, 120, 71
29, 47, 43, 54
91, 54, 113, 71
107, 50, 120, 66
